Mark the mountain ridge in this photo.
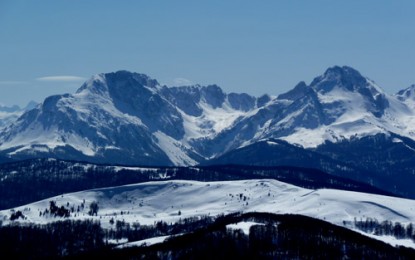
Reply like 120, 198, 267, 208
1, 66, 415, 168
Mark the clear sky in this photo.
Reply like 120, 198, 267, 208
1, 0, 415, 106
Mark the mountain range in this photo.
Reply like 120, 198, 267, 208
0, 101, 37, 129
1, 66, 415, 197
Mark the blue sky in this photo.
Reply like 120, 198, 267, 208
1, 1, 414, 106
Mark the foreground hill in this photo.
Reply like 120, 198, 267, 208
104, 213, 415, 259
2, 179, 415, 250
2, 212, 414, 259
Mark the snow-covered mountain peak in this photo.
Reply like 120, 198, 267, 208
277, 66, 386, 108
200, 84, 225, 103
0, 70, 262, 165
105, 70, 160, 91
303, 66, 391, 120
76, 70, 160, 98
310, 66, 384, 96
75, 73, 107, 96
277, 81, 310, 101
221, 66, 415, 150
396, 84, 415, 101
319, 65, 363, 81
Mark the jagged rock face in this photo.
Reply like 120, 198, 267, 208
395, 85, 415, 111
309, 66, 389, 118
0, 72, 176, 165
201, 66, 409, 152
161, 86, 203, 116
396, 84, 415, 101
0, 71, 259, 165
311, 66, 368, 93
1, 67, 415, 166
104, 71, 185, 139
278, 81, 309, 101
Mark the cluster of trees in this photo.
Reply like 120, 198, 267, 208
88, 201, 99, 216
9, 200, 99, 221
9, 210, 24, 221
355, 218, 415, 241
104, 215, 215, 242
38, 200, 80, 218
48, 201, 70, 218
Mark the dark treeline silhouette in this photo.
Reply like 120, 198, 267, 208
0, 158, 395, 209
316, 133, 415, 198
355, 218, 415, 241
92, 212, 415, 259
2, 212, 414, 259
104, 215, 215, 243
0, 219, 103, 258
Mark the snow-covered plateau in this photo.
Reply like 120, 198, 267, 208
2, 179, 415, 249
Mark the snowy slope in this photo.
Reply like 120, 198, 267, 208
2, 179, 415, 248
211, 66, 415, 150
280, 83, 414, 148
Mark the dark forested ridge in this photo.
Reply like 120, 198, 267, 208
315, 133, 415, 199
110, 213, 415, 260
206, 136, 415, 199
0, 158, 395, 210
2, 212, 414, 259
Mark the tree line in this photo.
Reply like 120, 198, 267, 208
1, 212, 415, 259
354, 217, 415, 241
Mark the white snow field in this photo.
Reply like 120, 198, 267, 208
1, 179, 415, 248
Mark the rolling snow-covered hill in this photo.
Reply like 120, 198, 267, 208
2, 179, 415, 248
